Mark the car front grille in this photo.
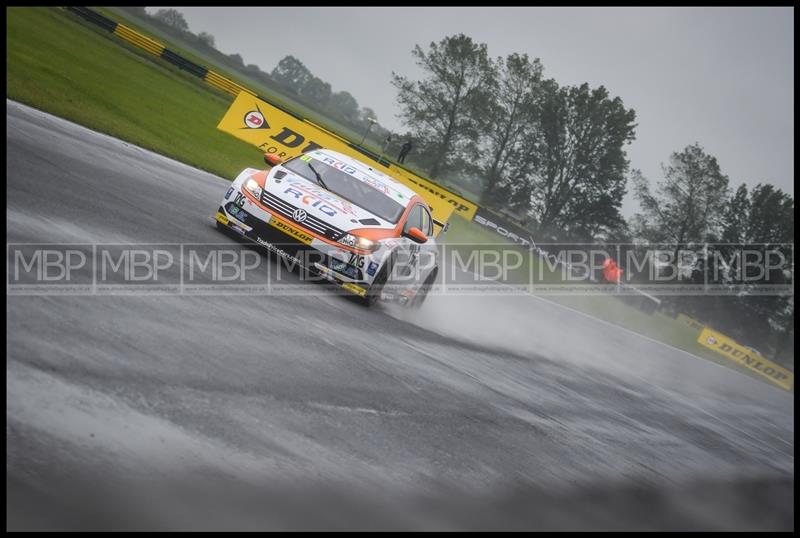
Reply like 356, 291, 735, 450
260, 191, 347, 242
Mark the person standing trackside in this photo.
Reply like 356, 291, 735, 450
398, 139, 413, 164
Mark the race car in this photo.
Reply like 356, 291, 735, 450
215, 148, 443, 307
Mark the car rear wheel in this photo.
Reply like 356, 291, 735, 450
407, 268, 437, 310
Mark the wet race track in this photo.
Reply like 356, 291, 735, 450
6, 101, 794, 530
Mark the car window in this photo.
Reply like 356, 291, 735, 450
420, 207, 432, 236
404, 204, 423, 234
282, 156, 405, 223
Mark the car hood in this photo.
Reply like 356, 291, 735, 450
260, 168, 397, 233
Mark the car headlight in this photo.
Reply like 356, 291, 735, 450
339, 234, 378, 252
245, 178, 262, 199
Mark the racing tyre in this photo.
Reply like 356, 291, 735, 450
362, 259, 390, 307
408, 268, 437, 310
216, 220, 236, 239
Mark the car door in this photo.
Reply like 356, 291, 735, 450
416, 205, 438, 282
395, 203, 435, 284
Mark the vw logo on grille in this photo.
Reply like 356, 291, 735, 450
292, 209, 308, 223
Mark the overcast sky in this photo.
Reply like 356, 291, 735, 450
157, 7, 793, 217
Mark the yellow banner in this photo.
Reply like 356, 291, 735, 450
698, 327, 793, 390
217, 93, 478, 228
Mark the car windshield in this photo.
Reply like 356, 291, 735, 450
282, 156, 405, 223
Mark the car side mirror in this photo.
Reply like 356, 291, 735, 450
405, 227, 428, 244
264, 153, 282, 166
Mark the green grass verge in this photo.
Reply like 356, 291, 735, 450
7, 7, 264, 180
95, 8, 375, 144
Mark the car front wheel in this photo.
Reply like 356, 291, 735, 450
362, 259, 391, 307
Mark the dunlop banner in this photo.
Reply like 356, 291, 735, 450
698, 327, 794, 390
217, 93, 479, 228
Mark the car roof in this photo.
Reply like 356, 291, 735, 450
310, 149, 422, 209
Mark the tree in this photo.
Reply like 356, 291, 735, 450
226, 53, 245, 68
299, 77, 332, 106
632, 143, 729, 245
329, 91, 361, 125
270, 56, 313, 92
742, 183, 794, 245
632, 144, 730, 328
525, 82, 637, 240
710, 183, 793, 360
197, 31, 216, 49
391, 34, 496, 179
481, 53, 544, 207
720, 183, 751, 244
244, 64, 263, 78
153, 9, 189, 33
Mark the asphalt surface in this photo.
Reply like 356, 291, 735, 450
6, 100, 795, 530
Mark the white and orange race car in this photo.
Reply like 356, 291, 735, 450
215, 148, 444, 307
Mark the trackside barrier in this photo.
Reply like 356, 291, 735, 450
67, 6, 116, 32
205, 70, 255, 97
698, 327, 794, 390
114, 24, 164, 56
66, 7, 251, 98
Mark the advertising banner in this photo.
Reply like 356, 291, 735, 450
698, 327, 793, 390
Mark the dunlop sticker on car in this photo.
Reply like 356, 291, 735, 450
698, 327, 793, 390
268, 217, 313, 245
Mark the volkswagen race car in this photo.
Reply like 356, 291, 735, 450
215, 149, 443, 307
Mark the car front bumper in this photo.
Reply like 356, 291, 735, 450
215, 191, 373, 298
